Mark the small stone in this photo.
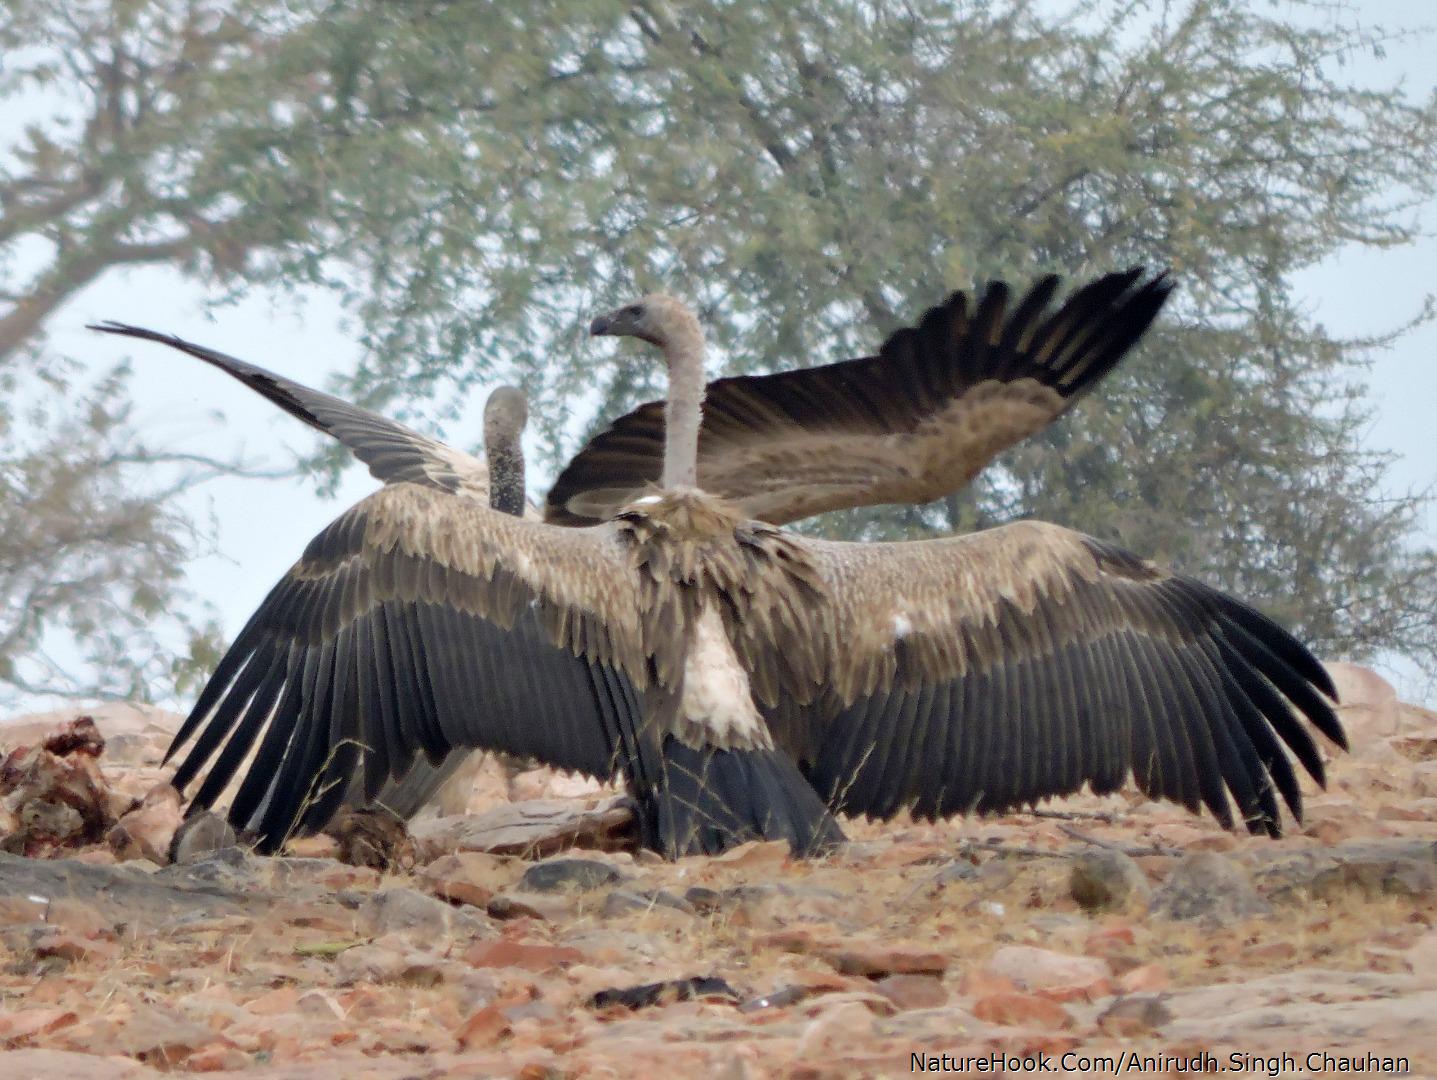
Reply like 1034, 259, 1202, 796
107, 783, 182, 865
169, 812, 236, 865
295, 990, 346, 1019
185, 1045, 251, 1072
873, 974, 948, 1010
1096, 995, 1172, 1036
518, 857, 625, 893
972, 992, 1073, 1030
684, 886, 725, 914
984, 946, 1111, 992
464, 939, 585, 971
1148, 852, 1271, 923
1069, 850, 1152, 911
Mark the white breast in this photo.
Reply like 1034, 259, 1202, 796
677, 607, 773, 751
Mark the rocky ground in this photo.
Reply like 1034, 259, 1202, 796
0, 663, 1434, 1078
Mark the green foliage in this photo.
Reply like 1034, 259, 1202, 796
2, 0, 1435, 688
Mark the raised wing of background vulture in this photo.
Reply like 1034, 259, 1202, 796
546, 269, 1172, 526
90, 270, 1344, 858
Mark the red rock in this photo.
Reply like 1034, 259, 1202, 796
1117, 962, 1171, 993
873, 974, 948, 1010
1244, 941, 1297, 963
957, 969, 1018, 998
465, 940, 585, 972
455, 1004, 512, 1048
187, 1045, 251, 1071
34, 931, 121, 963
1034, 976, 1114, 1003
0, 1008, 78, 1045
822, 941, 950, 977
1083, 925, 1136, 955
972, 992, 1073, 1030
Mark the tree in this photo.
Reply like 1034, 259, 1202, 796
3, 0, 1435, 694
0, 348, 229, 706
1, 0, 321, 703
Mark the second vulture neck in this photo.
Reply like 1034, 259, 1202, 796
487, 440, 524, 517
661, 318, 706, 490
485, 403, 526, 518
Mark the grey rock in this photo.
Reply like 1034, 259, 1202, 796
157, 845, 260, 890
0, 851, 246, 925
934, 860, 980, 885
358, 886, 491, 939
520, 856, 626, 893
684, 886, 725, 914
1250, 840, 1437, 901
169, 811, 237, 865
1149, 852, 1271, 923
1070, 849, 1152, 911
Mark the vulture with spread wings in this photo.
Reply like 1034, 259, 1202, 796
91, 269, 1344, 857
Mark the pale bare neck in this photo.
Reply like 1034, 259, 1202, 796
486, 430, 524, 517
661, 324, 705, 489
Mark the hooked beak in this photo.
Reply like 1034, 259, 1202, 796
589, 314, 612, 336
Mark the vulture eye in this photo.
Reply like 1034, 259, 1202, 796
624, 305, 643, 318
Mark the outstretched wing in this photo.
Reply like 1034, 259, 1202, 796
773, 522, 1344, 835
165, 482, 653, 850
546, 270, 1172, 526
88, 322, 490, 497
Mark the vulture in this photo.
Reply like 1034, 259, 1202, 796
89, 270, 1345, 857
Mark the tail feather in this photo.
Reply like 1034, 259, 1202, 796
640, 736, 846, 858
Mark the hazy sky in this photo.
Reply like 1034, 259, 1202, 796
13, 0, 1437, 711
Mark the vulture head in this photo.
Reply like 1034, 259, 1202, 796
589, 294, 701, 352
483, 384, 528, 446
